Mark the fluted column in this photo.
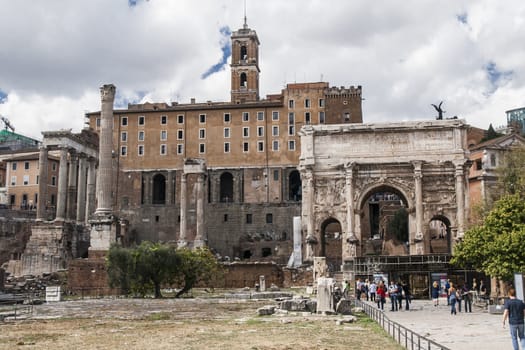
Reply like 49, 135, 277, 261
55, 147, 69, 221
36, 146, 49, 220
66, 151, 78, 221
302, 168, 316, 262
413, 161, 424, 254
194, 173, 206, 247
85, 157, 96, 224
76, 154, 87, 223
344, 162, 358, 260
455, 161, 466, 239
95, 84, 116, 215
178, 173, 188, 246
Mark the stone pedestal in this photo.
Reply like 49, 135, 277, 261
316, 277, 335, 313
89, 214, 117, 252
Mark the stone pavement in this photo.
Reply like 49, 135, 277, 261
365, 299, 509, 350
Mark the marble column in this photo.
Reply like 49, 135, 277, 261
413, 161, 424, 254
85, 157, 96, 224
94, 84, 116, 215
178, 173, 188, 247
76, 155, 87, 223
36, 146, 49, 220
194, 173, 206, 247
344, 162, 358, 260
55, 147, 69, 221
455, 161, 466, 239
66, 151, 78, 221
302, 168, 316, 262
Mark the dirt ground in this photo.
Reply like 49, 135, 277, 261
0, 294, 403, 350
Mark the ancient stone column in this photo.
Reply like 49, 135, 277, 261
76, 154, 87, 223
344, 162, 358, 260
302, 168, 316, 262
455, 161, 466, 239
178, 173, 188, 247
36, 146, 49, 220
85, 157, 96, 224
55, 147, 69, 221
66, 151, 78, 221
194, 173, 206, 247
413, 161, 424, 254
95, 84, 116, 215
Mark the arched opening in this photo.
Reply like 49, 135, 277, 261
152, 174, 166, 205
240, 45, 247, 60
320, 218, 342, 271
220, 172, 234, 202
429, 215, 451, 254
360, 185, 409, 256
289, 170, 302, 201
240, 73, 247, 87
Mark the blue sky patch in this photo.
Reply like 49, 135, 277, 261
0, 90, 7, 104
114, 90, 148, 109
201, 26, 232, 79
484, 61, 513, 95
456, 12, 468, 25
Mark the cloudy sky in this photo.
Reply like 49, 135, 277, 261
0, 0, 524, 139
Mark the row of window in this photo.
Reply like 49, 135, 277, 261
120, 140, 297, 156
111, 108, 326, 127
10, 175, 57, 186
121, 123, 305, 145
10, 162, 58, 172
288, 98, 325, 109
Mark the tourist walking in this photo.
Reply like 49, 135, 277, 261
369, 280, 377, 302
502, 288, 525, 350
445, 279, 451, 305
448, 282, 457, 315
397, 281, 403, 310
402, 281, 411, 310
376, 282, 386, 311
462, 284, 473, 313
342, 280, 349, 299
388, 280, 398, 311
431, 281, 440, 307
356, 279, 363, 300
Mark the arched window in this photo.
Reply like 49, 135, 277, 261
289, 170, 302, 201
240, 45, 247, 60
152, 174, 166, 205
240, 73, 247, 87
220, 172, 234, 202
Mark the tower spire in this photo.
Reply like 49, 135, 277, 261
243, 0, 247, 29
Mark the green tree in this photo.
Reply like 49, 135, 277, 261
173, 247, 222, 298
480, 123, 501, 142
107, 244, 134, 295
497, 145, 525, 197
452, 194, 525, 281
107, 243, 221, 298
387, 208, 409, 242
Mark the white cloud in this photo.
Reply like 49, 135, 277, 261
0, 0, 524, 139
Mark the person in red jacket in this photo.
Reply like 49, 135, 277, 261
376, 281, 386, 311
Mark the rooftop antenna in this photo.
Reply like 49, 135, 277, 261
243, 0, 248, 28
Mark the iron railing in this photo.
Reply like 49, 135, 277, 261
356, 299, 450, 350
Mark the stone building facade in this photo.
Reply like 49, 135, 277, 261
85, 21, 363, 263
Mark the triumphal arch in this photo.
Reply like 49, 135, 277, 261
298, 120, 470, 270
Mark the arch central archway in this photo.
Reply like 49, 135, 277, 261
358, 184, 410, 256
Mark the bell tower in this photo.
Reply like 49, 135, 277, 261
230, 17, 260, 103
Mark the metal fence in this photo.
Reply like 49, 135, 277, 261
355, 299, 450, 350
0, 293, 34, 321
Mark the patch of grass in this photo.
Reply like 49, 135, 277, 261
145, 312, 171, 321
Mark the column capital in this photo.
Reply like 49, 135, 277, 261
100, 84, 116, 102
